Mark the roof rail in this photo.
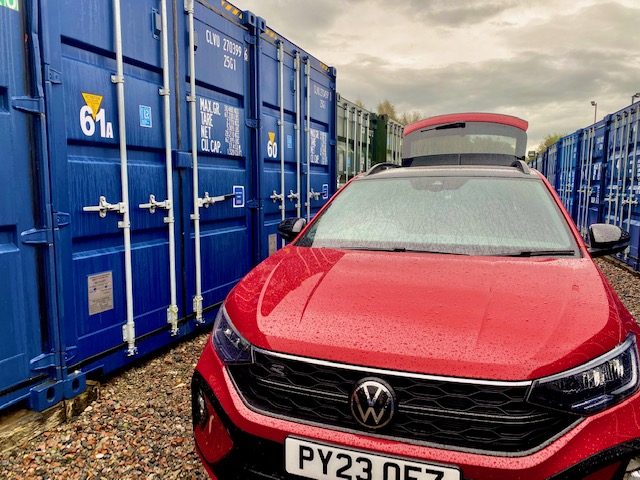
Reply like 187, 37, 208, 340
511, 159, 531, 175
366, 163, 401, 176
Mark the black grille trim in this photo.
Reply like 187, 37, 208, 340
228, 349, 582, 457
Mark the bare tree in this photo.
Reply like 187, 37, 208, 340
377, 99, 398, 121
399, 111, 423, 125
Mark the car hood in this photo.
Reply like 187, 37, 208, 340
226, 246, 632, 381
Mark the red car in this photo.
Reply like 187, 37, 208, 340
192, 161, 639, 479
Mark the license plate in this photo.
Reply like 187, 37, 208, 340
285, 438, 461, 480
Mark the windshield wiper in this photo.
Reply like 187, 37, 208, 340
394, 248, 470, 256
342, 246, 469, 255
498, 249, 577, 257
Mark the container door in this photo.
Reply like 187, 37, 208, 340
618, 110, 640, 266
259, 35, 301, 257
44, 0, 185, 372
303, 59, 337, 221
0, 3, 55, 403
179, 3, 255, 319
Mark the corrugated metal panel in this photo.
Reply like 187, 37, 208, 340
336, 96, 374, 185
0, 0, 63, 411
0, 0, 336, 413
544, 103, 640, 271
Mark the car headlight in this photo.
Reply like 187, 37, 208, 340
527, 335, 639, 415
212, 306, 252, 364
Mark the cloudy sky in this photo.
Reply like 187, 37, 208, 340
234, 0, 640, 149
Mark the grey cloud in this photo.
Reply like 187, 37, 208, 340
237, 0, 356, 41
507, 2, 640, 54
401, 0, 519, 27
338, 49, 640, 146
233, 0, 638, 147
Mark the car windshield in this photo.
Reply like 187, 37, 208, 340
297, 174, 579, 256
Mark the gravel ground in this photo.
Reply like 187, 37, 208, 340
597, 258, 640, 319
0, 260, 639, 480
0, 334, 210, 480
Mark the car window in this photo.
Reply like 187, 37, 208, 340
297, 175, 579, 256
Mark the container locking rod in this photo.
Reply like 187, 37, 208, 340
83, 196, 126, 218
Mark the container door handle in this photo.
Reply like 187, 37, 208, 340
196, 192, 234, 209
270, 190, 284, 208
83, 196, 126, 218
308, 188, 321, 201
139, 194, 171, 214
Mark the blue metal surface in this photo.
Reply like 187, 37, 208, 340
0, 0, 65, 412
0, 0, 337, 413
539, 103, 640, 271
258, 25, 337, 255
557, 131, 581, 220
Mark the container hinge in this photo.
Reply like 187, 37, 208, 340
246, 199, 261, 210
20, 227, 52, 246
151, 8, 162, 39
45, 66, 62, 84
30, 353, 57, 372
55, 212, 71, 229
12, 96, 44, 114
246, 118, 258, 129
244, 32, 257, 45
64, 346, 78, 363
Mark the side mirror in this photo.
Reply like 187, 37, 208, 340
588, 224, 630, 258
277, 217, 307, 242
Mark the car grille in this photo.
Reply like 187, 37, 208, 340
228, 350, 580, 455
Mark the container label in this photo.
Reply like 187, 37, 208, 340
198, 97, 243, 156
267, 131, 278, 159
309, 128, 328, 165
313, 83, 330, 110
88, 271, 114, 316
268, 234, 278, 256
322, 183, 329, 199
0, 0, 19, 11
287, 135, 293, 149
80, 92, 114, 139
233, 185, 245, 208
139, 105, 152, 128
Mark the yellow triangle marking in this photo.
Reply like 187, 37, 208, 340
268, 131, 276, 143
82, 92, 103, 120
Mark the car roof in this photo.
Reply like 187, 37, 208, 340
359, 165, 540, 181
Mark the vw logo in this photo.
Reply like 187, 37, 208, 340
350, 378, 396, 429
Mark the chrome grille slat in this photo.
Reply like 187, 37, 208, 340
229, 349, 580, 455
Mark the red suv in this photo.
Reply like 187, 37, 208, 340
192, 162, 639, 479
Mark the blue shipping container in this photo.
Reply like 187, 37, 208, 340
0, 0, 337, 412
541, 103, 640, 272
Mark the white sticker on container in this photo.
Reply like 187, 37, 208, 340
88, 271, 114, 316
80, 92, 113, 139
268, 234, 278, 256
0, 0, 20, 12
139, 105, 152, 128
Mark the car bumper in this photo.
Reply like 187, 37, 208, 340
192, 339, 640, 480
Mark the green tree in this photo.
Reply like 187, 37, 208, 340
536, 133, 564, 154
